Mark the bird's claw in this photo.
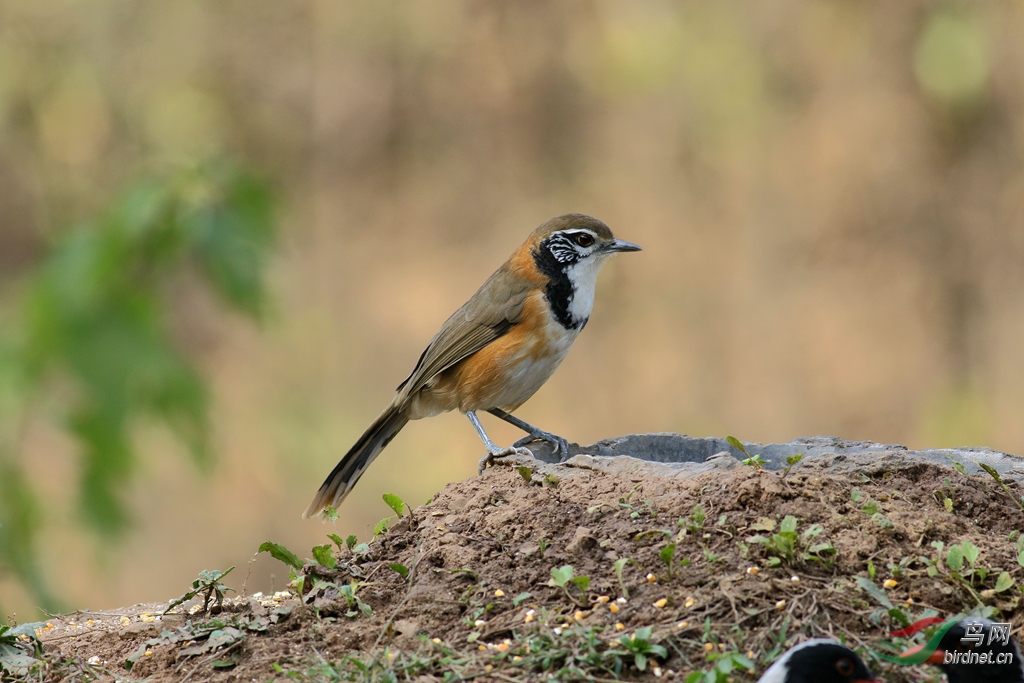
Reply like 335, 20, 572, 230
478, 446, 534, 475
513, 431, 570, 460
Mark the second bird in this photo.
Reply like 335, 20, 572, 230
304, 214, 641, 519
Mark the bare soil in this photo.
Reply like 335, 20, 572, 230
20, 455, 1024, 682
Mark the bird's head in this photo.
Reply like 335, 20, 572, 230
530, 213, 641, 270
758, 640, 882, 683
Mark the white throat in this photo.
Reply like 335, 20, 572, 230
565, 254, 606, 323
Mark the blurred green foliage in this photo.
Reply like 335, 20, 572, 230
0, 164, 275, 611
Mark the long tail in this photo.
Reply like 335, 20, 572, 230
303, 402, 410, 519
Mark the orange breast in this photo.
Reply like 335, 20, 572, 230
414, 290, 575, 415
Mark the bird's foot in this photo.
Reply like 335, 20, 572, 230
513, 429, 570, 461
477, 446, 534, 475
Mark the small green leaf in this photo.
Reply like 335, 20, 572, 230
549, 565, 574, 587
855, 576, 893, 609
382, 493, 406, 517
750, 518, 776, 532
726, 436, 748, 454
851, 489, 863, 503
323, 505, 339, 522
516, 466, 533, 483
311, 544, 337, 569
948, 458, 968, 475
327, 533, 346, 551
780, 516, 798, 534
861, 500, 880, 515
660, 543, 676, 567
513, 591, 532, 607
961, 541, 980, 566
786, 453, 804, 466
947, 545, 964, 572
389, 563, 409, 579
258, 542, 303, 570
346, 535, 358, 550
373, 518, 390, 536
994, 571, 1014, 593
570, 575, 591, 592
979, 463, 1002, 483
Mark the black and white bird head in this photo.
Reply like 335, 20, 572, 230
901, 618, 1024, 683
758, 639, 882, 683
529, 214, 640, 330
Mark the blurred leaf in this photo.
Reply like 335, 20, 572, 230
382, 493, 406, 517
258, 542, 302, 571
0, 163, 275, 609
914, 9, 990, 104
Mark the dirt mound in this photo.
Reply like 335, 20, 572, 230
18, 453, 1024, 682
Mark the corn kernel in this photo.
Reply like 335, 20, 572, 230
746, 567, 760, 575
432, 638, 441, 644
684, 597, 695, 608
573, 610, 586, 621
615, 623, 625, 630
677, 621, 688, 629
883, 579, 898, 588
478, 645, 487, 651
494, 589, 505, 598
704, 643, 714, 652
596, 595, 610, 603
646, 573, 657, 583
653, 598, 668, 609
609, 604, 620, 613
616, 597, 627, 604
775, 599, 786, 610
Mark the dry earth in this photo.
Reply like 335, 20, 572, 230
9, 449, 1024, 683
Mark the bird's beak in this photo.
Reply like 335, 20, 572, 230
605, 239, 642, 253
899, 643, 946, 665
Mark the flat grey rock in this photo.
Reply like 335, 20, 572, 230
521, 433, 1024, 482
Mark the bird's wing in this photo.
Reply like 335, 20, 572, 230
396, 266, 532, 397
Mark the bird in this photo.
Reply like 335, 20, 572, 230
303, 214, 640, 519
758, 639, 883, 683
900, 618, 1023, 683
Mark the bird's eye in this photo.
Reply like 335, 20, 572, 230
835, 658, 855, 677
574, 233, 594, 247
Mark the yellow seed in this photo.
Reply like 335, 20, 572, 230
653, 598, 668, 609
513, 656, 522, 663
387, 652, 395, 660
677, 621, 689, 629
746, 567, 760, 575
485, 665, 493, 672
719, 643, 726, 652
596, 595, 610, 603
790, 575, 800, 583
495, 643, 509, 652
574, 611, 586, 621
775, 599, 786, 610
684, 597, 695, 608
883, 579, 898, 588
524, 613, 534, 623
144, 650, 153, 657
609, 604, 620, 613
646, 573, 657, 583
494, 589, 505, 598
432, 638, 441, 644
615, 623, 625, 630
478, 645, 487, 651
704, 643, 714, 652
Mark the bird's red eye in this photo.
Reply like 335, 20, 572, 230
835, 658, 855, 677
574, 232, 594, 247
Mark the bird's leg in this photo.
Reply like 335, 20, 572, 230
467, 411, 532, 474
486, 408, 570, 460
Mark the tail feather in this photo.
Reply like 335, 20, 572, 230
303, 403, 409, 519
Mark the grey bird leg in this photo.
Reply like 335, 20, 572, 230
486, 408, 570, 460
467, 411, 532, 474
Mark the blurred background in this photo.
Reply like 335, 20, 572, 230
2, 0, 1024, 619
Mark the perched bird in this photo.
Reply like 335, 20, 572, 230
758, 639, 882, 683
901, 618, 1024, 683
304, 214, 640, 518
